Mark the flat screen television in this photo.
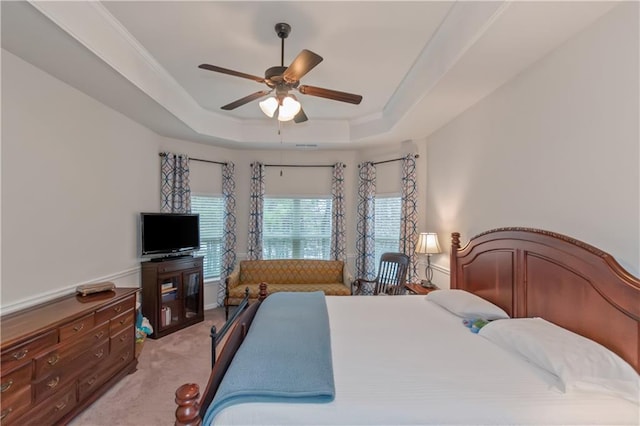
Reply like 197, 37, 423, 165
140, 213, 200, 256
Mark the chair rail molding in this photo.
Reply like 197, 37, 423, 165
0, 266, 141, 315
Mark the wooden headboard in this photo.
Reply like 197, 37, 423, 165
450, 227, 640, 373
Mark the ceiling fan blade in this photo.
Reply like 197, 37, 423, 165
199, 64, 265, 83
283, 50, 323, 83
294, 107, 308, 123
221, 90, 271, 110
298, 85, 362, 104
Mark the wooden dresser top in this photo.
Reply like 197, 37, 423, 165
1, 288, 139, 349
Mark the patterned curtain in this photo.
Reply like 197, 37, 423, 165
356, 162, 376, 292
218, 162, 237, 306
400, 154, 419, 282
160, 152, 191, 213
330, 162, 346, 262
247, 162, 265, 260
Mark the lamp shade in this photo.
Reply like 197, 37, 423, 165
277, 96, 301, 121
259, 97, 278, 118
415, 232, 442, 254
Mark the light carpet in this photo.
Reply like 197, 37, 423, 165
70, 307, 226, 426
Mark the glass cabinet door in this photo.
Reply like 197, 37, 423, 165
158, 274, 183, 330
182, 270, 201, 319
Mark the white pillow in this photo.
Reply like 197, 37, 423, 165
426, 289, 509, 320
479, 317, 640, 403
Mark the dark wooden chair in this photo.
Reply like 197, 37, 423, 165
354, 252, 410, 295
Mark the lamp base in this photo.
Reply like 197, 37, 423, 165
420, 279, 437, 289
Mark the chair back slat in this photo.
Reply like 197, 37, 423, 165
372, 252, 410, 295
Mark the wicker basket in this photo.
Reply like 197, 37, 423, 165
135, 337, 146, 359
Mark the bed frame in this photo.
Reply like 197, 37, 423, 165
175, 228, 640, 425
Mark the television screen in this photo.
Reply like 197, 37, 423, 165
141, 213, 200, 256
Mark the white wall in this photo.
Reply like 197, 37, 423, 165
1, 50, 158, 310
425, 2, 640, 283
1, 49, 418, 311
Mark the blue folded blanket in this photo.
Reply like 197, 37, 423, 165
203, 291, 335, 424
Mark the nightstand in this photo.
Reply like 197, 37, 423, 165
405, 283, 439, 295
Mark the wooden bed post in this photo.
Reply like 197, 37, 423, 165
258, 282, 268, 301
450, 232, 460, 289
175, 383, 201, 426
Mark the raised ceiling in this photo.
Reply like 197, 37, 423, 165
1, 1, 617, 150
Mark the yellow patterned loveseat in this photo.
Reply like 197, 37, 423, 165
224, 259, 352, 317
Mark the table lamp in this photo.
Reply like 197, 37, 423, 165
415, 232, 442, 288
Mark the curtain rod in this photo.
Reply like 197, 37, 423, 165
251, 163, 346, 168
158, 153, 227, 166
358, 154, 419, 167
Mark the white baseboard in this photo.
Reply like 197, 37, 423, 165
1, 267, 141, 315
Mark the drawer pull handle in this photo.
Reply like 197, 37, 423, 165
119, 335, 127, 342
87, 376, 98, 386
47, 354, 60, 365
1, 379, 14, 392
47, 376, 60, 389
119, 318, 127, 325
94, 331, 105, 339
12, 349, 28, 360
54, 401, 67, 411
114, 306, 122, 313
73, 323, 85, 332
1, 408, 12, 420
95, 349, 104, 359
120, 352, 130, 362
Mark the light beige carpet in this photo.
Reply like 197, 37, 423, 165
70, 307, 226, 426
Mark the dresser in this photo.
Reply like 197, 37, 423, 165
0, 288, 138, 425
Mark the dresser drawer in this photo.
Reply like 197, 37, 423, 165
0, 363, 31, 400
77, 348, 117, 402
33, 322, 109, 379
74, 340, 109, 370
23, 383, 77, 426
59, 313, 95, 342
104, 346, 135, 377
33, 370, 75, 404
95, 295, 136, 324
1, 331, 57, 372
110, 326, 135, 355
0, 386, 31, 425
110, 309, 134, 335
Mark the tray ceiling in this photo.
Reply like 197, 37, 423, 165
1, 1, 617, 149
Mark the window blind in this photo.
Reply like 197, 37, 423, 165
374, 196, 402, 273
263, 197, 332, 259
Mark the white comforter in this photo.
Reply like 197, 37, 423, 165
212, 295, 639, 425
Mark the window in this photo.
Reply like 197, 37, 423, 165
374, 196, 402, 273
191, 195, 224, 279
263, 197, 332, 260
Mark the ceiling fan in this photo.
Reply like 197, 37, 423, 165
198, 22, 363, 123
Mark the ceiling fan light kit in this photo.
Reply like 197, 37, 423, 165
198, 22, 362, 124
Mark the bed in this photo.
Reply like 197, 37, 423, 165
175, 228, 640, 425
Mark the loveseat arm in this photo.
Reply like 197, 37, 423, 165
225, 265, 241, 290
343, 268, 355, 294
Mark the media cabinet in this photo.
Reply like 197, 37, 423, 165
141, 256, 204, 339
